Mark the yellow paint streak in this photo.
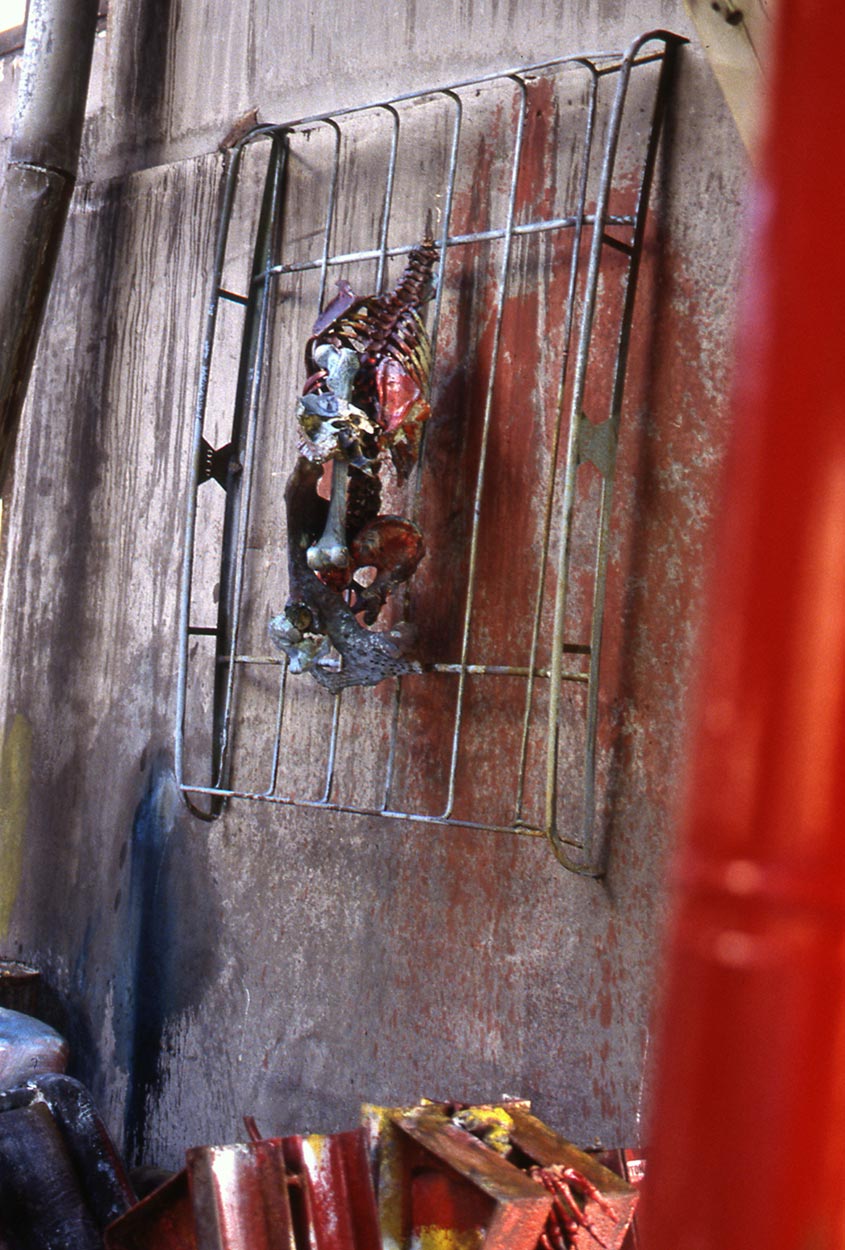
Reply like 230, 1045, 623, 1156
453, 1105, 515, 1155
414, 1228, 483, 1250
362, 1103, 416, 1250
0, 715, 31, 938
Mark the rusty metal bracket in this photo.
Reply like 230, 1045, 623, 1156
105, 1124, 380, 1250
175, 31, 685, 872
391, 1107, 553, 1250
361, 1101, 638, 1250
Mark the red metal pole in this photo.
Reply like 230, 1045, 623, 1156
639, 4, 845, 1248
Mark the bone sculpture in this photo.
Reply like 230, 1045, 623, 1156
270, 238, 438, 691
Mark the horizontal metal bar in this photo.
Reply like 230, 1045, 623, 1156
232, 34, 679, 140
188, 626, 220, 636
226, 654, 285, 665
601, 232, 634, 255
178, 782, 549, 837
593, 49, 669, 76
218, 288, 248, 305
265, 216, 638, 282
430, 663, 582, 679
216, 655, 590, 678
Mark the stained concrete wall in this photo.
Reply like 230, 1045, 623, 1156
0, 0, 748, 1170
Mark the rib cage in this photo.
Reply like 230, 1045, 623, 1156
306, 238, 438, 435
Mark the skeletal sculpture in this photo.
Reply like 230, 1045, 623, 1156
269, 237, 438, 691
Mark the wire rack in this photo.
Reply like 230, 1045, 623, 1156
175, 30, 684, 873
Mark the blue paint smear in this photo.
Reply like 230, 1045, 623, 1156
121, 755, 174, 1161
117, 753, 221, 1164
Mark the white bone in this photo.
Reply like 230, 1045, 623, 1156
307, 460, 351, 570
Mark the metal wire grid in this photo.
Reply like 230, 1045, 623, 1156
175, 30, 684, 872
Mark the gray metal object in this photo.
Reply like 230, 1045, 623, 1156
175, 31, 684, 873
0, 0, 101, 493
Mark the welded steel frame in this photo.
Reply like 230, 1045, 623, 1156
175, 30, 684, 873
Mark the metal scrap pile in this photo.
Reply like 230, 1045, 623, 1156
106, 1098, 643, 1249
0, 969, 643, 1249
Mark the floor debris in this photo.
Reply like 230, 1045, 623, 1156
0, 1005, 641, 1250
106, 1101, 640, 1250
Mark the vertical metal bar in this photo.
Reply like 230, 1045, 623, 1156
543, 45, 639, 871
214, 135, 287, 792
381, 691, 400, 811
175, 144, 245, 813
321, 105, 399, 806
265, 660, 289, 796
316, 120, 342, 310
579, 35, 681, 857
580, 480, 613, 843
382, 89, 463, 815
289, 115, 345, 807
375, 106, 400, 292
428, 90, 463, 354
442, 75, 529, 820
321, 692, 343, 803
514, 63, 599, 826
302, 117, 346, 806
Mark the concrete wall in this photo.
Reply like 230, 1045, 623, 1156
0, 0, 748, 1170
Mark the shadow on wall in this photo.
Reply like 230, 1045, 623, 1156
601, 44, 692, 884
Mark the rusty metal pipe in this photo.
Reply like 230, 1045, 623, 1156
641, 1, 845, 1246
0, 0, 101, 493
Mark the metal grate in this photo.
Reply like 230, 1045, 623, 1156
175, 30, 685, 873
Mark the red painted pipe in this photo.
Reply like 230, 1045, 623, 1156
640, 4, 845, 1248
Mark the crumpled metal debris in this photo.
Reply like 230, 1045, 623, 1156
364, 1101, 638, 1250
0, 967, 644, 1250
269, 238, 437, 691
106, 1120, 380, 1250
107, 1100, 639, 1250
0, 1015, 641, 1250
104, 1169, 195, 1250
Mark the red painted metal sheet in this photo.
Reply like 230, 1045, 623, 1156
592, 1150, 645, 1250
187, 1139, 295, 1250
507, 1106, 638, 1250
393, 1107, 552, 1250
282, 1128, 380, 1250
105, 1127, 377, 1250
105, 1170, 197, 1250
640, 1, 845, 1247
